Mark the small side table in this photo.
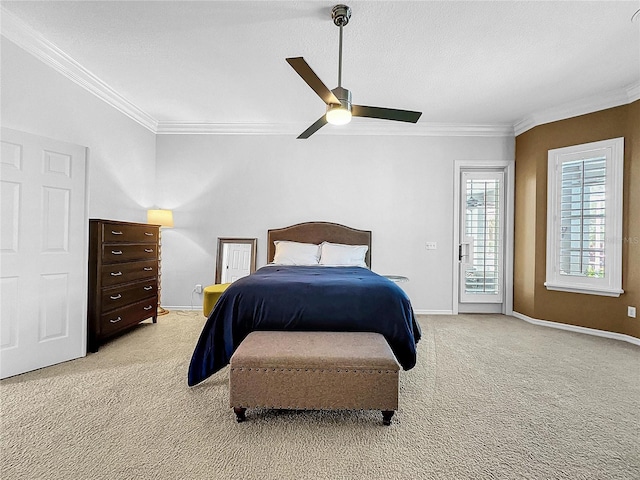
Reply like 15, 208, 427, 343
382, 275, 409, 283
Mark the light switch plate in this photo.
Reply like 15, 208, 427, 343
425, 242, 437, 250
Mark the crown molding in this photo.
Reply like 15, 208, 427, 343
1, 7, 158, 133
514, 81, 640, 136
156, 123, 299, 135
627, 81, 640, 102
155, 121, 514, 137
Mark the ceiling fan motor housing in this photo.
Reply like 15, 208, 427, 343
330, 86, 352, 111
331, 4, 351, 27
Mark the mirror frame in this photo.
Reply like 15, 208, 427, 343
215, 237, 257, 284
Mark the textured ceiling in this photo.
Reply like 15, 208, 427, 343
2, 1, 639, 132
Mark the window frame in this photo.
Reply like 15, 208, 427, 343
545, 137, 624, 297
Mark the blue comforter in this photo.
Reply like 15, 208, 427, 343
187, 265, 421, 386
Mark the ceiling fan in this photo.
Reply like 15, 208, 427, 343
286, 4, 422, 139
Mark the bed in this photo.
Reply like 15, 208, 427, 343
187, 221, 420, 387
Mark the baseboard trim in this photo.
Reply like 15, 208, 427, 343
164, 306, 202, 312
414, 309, 454, 315
512, 311, 640, 347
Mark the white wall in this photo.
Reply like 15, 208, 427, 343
156, 133, 514, 312
1, 38, 156, 221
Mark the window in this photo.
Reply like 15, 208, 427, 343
545, 137, 624, 297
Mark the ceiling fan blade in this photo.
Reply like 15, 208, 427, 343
352, 105, 422, 123
286, 57, 341, 105
297, 115, 327, 139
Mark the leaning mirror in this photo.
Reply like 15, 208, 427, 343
215, 238, 257, 284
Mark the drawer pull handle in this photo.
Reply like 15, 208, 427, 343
110, 294, 122, 300
111, 250, 123, 255
110, 316, 122, 323
144, 248, 154, 253
143, 267, 153, 271
110, 271, 123, 277
144, 286, 153, 291
111, 231, 123, 235
144, 232, 154, 236
144, 305, 153, 311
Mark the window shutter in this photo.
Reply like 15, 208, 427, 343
464, 178, 501, 294
559, 157, 606, 278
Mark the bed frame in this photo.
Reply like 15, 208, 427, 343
267, 221, 372, 268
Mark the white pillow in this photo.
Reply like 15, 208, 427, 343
318, 242, 368, 268
272, 240, 320, 265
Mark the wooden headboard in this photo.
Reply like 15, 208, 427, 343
267, 222, 372, 268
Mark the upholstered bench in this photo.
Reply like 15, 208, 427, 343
202, 283, 231, 316
229, 331, 400, 425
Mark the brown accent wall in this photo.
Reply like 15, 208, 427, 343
514, 100, 639, 338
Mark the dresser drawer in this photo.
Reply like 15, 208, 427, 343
102, 223, 158, 244
100, 299, 157, 337
101, 280, 157, 312
101, 260, 157, 287
102, 244, 157, 264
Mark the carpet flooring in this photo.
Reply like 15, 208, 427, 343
1, 312, 638, 480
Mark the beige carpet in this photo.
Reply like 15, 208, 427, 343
1, 312, 638, 480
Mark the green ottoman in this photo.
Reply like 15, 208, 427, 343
203, 283, 231, 316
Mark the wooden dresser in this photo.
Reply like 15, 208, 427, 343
88, 219, 159, 352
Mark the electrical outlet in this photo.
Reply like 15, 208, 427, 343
194, 284, 203, 294
628, 306, 636, 318
425, 242, 437, 250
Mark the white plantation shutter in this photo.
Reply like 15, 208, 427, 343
546, 138, 624, 297
464, 178, 501, 294
460, 171, 504, 303
559, 157, 606, 277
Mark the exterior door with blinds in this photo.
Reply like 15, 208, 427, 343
459, 170, 505, 306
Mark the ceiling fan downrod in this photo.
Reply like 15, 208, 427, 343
330, 5, 352, 115
331, 4, 351, 88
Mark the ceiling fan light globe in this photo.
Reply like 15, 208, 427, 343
326, 106, 352, 125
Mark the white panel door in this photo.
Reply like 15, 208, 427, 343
222, 243, 252, 283
1, 128, 88, 379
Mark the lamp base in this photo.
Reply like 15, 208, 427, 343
157, 306, 170, 316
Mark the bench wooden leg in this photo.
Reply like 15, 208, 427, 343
233, 407, 246, 423
382, 410, 395, 426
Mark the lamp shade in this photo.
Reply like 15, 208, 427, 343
147, 209, 174, 228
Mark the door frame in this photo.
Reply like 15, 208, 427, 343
452, 160, 514, 316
